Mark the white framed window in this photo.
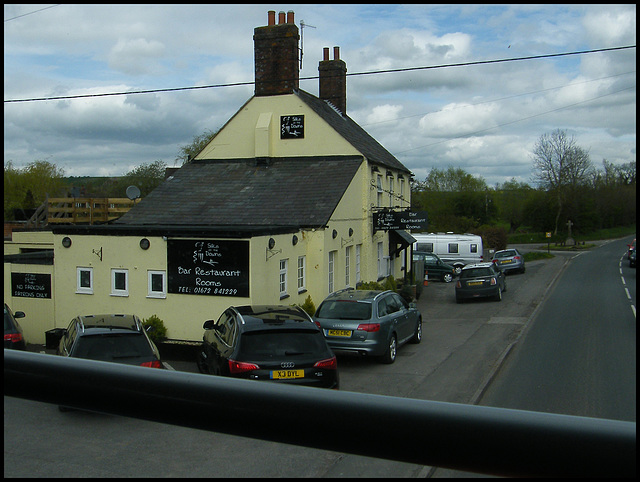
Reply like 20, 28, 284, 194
279, 259, 288, 297
111, 268, 129, 297
345, 246, 352, 287
328, 250, 337, 293
147, 270, 166, 299
297, 256, 306, 292
355, 244, 361, 284
76, 267, 93, 294
376, 175, 383, 206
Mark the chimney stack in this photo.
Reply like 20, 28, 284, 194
254, 10, 299, 96
319, 46, 347, 114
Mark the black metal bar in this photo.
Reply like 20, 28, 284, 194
4, 350, 635, 477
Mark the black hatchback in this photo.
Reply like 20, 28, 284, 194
56, 314, 163, 368
197, 305, 339, 389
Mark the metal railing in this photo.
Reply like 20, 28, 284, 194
4, 350, 636, 477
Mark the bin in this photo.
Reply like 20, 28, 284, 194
45, 328, 66, 350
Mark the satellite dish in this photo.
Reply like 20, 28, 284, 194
126, 185, 141, 200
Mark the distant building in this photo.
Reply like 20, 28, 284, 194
4, 10, 416, 343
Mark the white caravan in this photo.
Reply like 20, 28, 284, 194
412, 233, 484, 275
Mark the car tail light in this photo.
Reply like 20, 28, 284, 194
229, 359, 260, 374
314, 321, 321, 329
140, 360, 163, 368
357, 323, 380, 332
4, 333, 23, 343
456, 281, 461, 288
314, 356, 337, 370
513, 255, 521, 260
490, 278, 497, 285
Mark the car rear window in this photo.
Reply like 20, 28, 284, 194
461, 268, 493, 278
238, 330, 327, 359
74, 333, 152, 361
495, 251, 515, 258
314, 300, 372, 320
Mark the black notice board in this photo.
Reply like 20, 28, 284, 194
373, 210, 429, 232
11, 272, 52, 299
167, 239, 249, 297
280, 115, 304, 139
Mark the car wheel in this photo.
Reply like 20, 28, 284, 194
196, 345, 210, 374
410, 319, 422, 344
495, 287, 502, 301
380, 334, 397, 364
443, 273, 453, 283
454, 266, 463, 276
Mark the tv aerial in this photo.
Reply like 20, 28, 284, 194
299, 19, 316, 69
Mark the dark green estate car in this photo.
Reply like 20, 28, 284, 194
413, 251, 457, 283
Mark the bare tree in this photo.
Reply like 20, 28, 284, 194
531, 129, 592, 235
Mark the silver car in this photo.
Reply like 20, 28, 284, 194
313, 289, 422, 364
491, 248, 526, 274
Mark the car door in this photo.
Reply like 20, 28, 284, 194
207, 310, 237, 375
390, 292, 414, 341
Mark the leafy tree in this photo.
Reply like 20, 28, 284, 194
176, 129, 218, 165
531, 129, 593, 235
4, 160, 67, 220
113, 160, 167, 197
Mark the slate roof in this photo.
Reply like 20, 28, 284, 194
114, 89, 411, 233
114, 156, 362, 230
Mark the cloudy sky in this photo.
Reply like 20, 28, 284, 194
4, 4, 636, 187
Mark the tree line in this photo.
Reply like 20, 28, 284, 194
412, 130, 635, 241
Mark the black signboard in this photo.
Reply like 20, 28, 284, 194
167, 239, 249, 297
280, 115, 304, 139
11, 272, 52, 299
373, 210, 428, 233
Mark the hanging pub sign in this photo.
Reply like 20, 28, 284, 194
11, 272, 52, 299
280, 115, 304, 139
373, 210, 429, 233
167, 239, 249, 297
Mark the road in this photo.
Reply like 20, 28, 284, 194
4, 239, 635, 477
479, 237, 636, 421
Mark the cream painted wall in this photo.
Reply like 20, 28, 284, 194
196, 94, 361, 160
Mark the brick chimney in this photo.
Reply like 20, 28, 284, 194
254, 10, 300, 96
319, 46, 347, 114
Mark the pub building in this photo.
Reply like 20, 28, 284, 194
4, 10, 421, 344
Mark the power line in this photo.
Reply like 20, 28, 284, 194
4, 4, 61, 22
393, 85, 637, 156
4, 45, 635, 104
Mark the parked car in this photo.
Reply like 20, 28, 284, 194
4, 303, 27, 350
313, 289, 422, 364
197, 305, 339, 389
491, 248, 526, 274
413, 251, 457, 282
456, 263, 507, 303
56, 314, 163, 368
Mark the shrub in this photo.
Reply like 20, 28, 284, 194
298, 294, 316, 316
143, 314, 168, 343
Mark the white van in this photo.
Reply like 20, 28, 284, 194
412, 233, 483, 275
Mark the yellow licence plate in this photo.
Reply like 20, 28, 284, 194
270, 369, 304, 380
500, 259, 511, 264
328, 329, 352, 337
467, 281, 483, 286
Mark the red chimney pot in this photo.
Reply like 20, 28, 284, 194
287, 11, 294, 24
267, 10, 275, 26
278, 11, 285, 24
